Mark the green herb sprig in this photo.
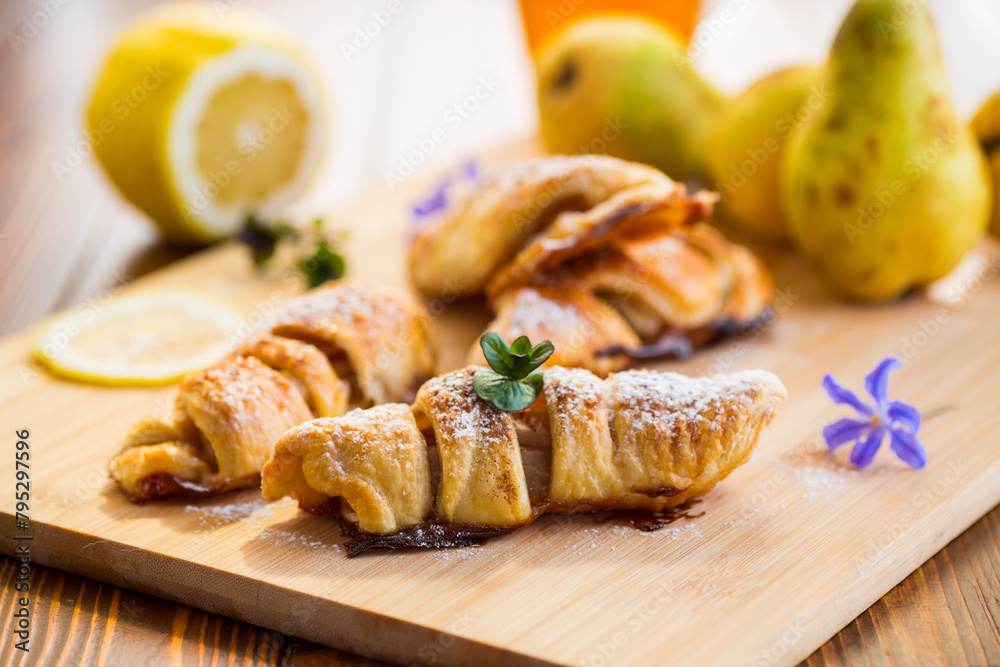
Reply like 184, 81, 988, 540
298, 219, 346, 288
238, 215, 346, 288
238, 214, 298, 267
473, 333, 554, 412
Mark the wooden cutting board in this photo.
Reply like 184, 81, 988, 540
2, 140, 1000, 667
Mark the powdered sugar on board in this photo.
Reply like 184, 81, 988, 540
184, 492, 277, 534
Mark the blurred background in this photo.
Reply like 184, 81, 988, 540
2, 0, 1000, 335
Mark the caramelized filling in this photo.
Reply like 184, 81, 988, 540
596, 307, 775, 361
129, 472, 261, 504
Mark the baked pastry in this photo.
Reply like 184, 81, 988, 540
408, 155, 774, 375
410, 155, 714, 298
261, 365, 786, 554
110, 281, 437, 503
470, 223, 774, 374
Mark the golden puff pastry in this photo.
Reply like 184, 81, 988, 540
409, 155, 713, 298
261, 365, 786, 554
408, 154, 774, 374
472, 286, 640, 378
470, 223, 774, 375
110, 281, 437, 503
270, 282, 436, 406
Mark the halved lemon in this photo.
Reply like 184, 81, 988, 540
86, 4, 326, 245
31, 291, 245, 386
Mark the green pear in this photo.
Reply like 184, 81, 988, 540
971, 90, 1000, 237
536, 16, 726, 181
780, 0, 990, 302
706, 66, 821, 242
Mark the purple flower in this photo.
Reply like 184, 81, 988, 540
821, 357, 927, 469
411, 159, 479, 220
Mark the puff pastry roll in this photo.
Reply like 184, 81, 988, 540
261, 365, 786, 553
409, 155, 713, 298
469, 223, 774, 376
408, 154, 774, 374
270, 282, 437, 406
413, 369, 533, 526
476, 286, 640, 378
262, 404, 432, 534
110, 281, 437, 503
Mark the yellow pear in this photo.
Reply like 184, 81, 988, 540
705, 66, 821, 243
536, 16, 726, 181
780, 0, 990, 302
971, 90, 1000, 237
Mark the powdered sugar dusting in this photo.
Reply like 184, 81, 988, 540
544, 366, 605, 432
182, 356, 309, 447
501, 288, 591, 337
416, 368, 513, 451
607, 368, 781, 439
782, 460, 863, 503
270, 281, 411, 333
306, 403, 422, 458
184, 493, 276, 534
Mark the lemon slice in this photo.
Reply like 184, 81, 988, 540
86, 4, 326, 245
31, 291, 245, 386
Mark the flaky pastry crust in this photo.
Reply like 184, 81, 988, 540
261, 365, 786, 549
110, 282, 437, 503
407, 154, 774, 375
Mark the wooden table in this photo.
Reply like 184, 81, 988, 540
1, 1, 998, 665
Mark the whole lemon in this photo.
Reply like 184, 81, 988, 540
86, 4, 326, 245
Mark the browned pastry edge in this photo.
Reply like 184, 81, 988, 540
303, 495, 708, 557
483, 187, 715, 298
123, 472, 263, 505
302, 499, 522, 557
111, 282, 438, 504
595, 307, 776, 362
263, 365, 787, 555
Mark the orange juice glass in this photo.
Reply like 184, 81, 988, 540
519, 0, 700, 57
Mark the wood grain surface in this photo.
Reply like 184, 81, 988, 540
3, 504, 998, 666
1, 134, 1000, 665
1, 1, 999, 666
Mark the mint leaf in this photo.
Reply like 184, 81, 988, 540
509, 336, 532, 357
474, 334, 554, 411
473, 369, 538, 412
480, 332, 513, 374
523, 368, 545, 394
527, 340, 555, 371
